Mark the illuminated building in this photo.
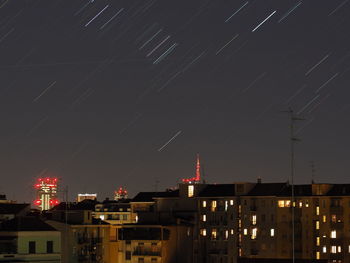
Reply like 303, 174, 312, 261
114, 186, 128, 200
181, 154, 201, 184
34, 177, 59, 211
77, 193, 97, 202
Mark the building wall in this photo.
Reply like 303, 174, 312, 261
0, 230, 61, 262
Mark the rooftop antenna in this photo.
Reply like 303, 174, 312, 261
201, 163, 206, 184
310, 161, 316, 184
154, 178, 160, 192
283, 107, 304, 263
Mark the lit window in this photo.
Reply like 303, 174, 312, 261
200, 229, 207, 236
331, 215, 336, 223
278, 200, 285, 207
348, 245, 350, 253
278, 200, 291, 207
299, 201, 303, 208
316, 237, 320, 246
331, 246, 337, 254
331, 230, 336, 239
230, 229, 234, 235
316, 221, 320, 230
251, 228, 257, 239
322, 246, 327, 253
243, 229, 248, 235
239, 234, 242, 242
211, 229, 217, 240
225, 201, 228, 211
238, 219, 242, 228
188, 185, 194, 197
337, 246, 341, 253
270, 229, 275, 237
322, 215, 326, 223
239, 248, 242, 257
230, 200, 234, 205
99, 215, 105, 220
305, 200, 309, 207
202, 214, 206, 222
252, 214, 257, 225
316, 206, 320, 215
238, 205, 241, 213
202, 201, 207, 208
211, 200, 217, 212
225, 230, 229, 240
316, 251, 320, 259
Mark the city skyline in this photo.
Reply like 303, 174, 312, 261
0, 0, 349, 202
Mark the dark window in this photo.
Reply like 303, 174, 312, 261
47, 241, 53, 253
125, 251, 131, 260
29, 241, 36, 254
138, 258, 144, 263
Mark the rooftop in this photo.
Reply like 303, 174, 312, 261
132, 190, 179, 202
0, 203, 30, 215
0, 217, 57, 231
198, 184, 235, 197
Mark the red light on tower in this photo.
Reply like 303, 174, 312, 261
181, 154, 201, 184
34, 199, 42, 206
114, 186, 128, 200
34, 176, 59, 211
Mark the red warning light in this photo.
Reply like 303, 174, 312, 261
34, 199, 41, 206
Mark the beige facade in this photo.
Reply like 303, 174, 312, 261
0, 223, 61, 262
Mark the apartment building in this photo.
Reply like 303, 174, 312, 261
0, 216, 61, 262
94, 198, 135, 225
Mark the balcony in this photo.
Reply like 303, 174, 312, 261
133, 247, 161, 257
209, 249, 220, 255
250, 206, 257, 211
330, 206, 343, 214
331, 222, 344, 231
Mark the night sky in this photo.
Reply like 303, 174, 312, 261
0, 0, 349, 202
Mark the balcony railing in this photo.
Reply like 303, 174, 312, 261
133, 248, 161, 256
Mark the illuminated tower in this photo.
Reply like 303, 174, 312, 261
34, 177, 59, 211
114, 187, 128, 200
182, 154, 201, 184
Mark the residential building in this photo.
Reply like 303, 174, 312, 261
0, 217, 61, 262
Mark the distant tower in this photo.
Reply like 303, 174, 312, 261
182, 154, 201, 184
34, 177, 59, 211
77, 193, 97, 202
114, 187, 128, 200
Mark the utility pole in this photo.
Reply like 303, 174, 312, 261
284, 107, 304, 263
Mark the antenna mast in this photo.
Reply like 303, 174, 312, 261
286, 107, 304, 263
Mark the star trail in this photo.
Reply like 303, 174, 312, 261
0, 0, 349, 201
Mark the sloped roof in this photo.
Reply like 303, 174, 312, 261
245, 183, 287, 196
0, 203, 30, 215
0, 217, 57, 231
51, 199, 97, 211
277, 184, 312, 197
132, 190, 179, 202
198, 184, 235, 197
327, 184, 350, 196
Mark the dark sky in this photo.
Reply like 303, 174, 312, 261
0, 0, 349, 202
